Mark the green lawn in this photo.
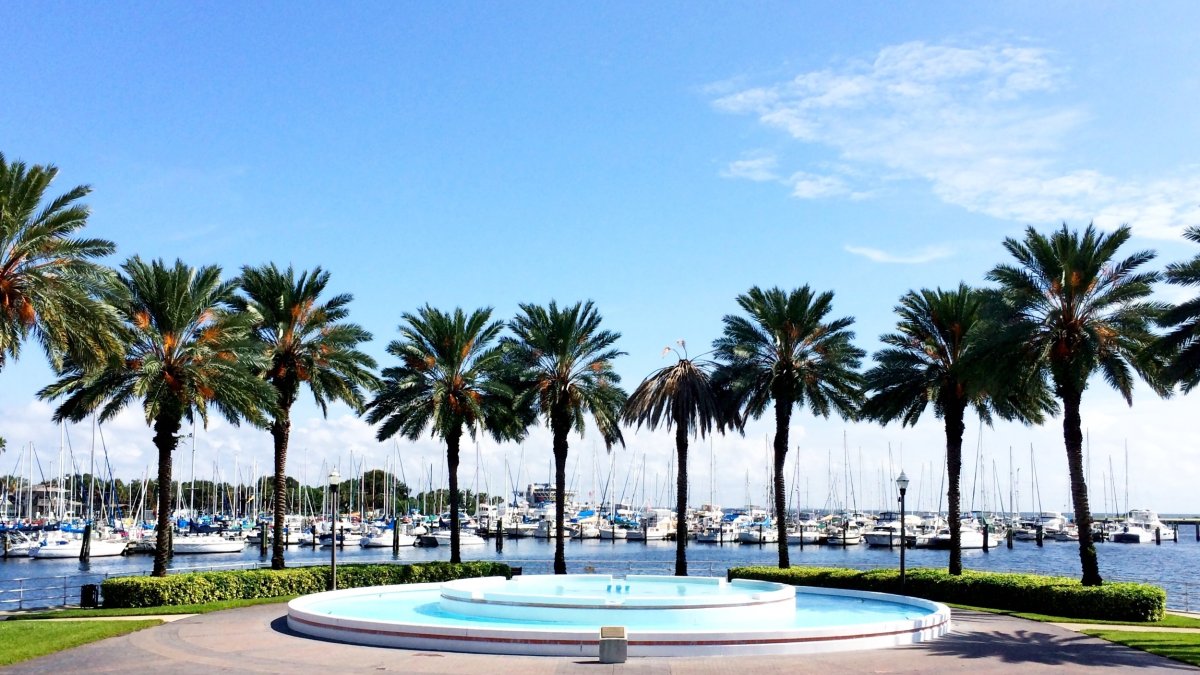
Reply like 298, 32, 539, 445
10, 595, 296, 620
1083, 630, 1200, 667
0, 620, 161, 666
946, 603, 1200, 629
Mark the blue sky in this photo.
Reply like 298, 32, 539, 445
3, 3, 1199, 513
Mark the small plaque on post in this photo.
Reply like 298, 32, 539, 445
599, 626, 628, 663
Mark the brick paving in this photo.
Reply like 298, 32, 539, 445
5, 605, 1198, 674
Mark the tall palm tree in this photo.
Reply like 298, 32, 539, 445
504, 300, 627, 575
235, 264, 378, 570
0, 152, 118, 373
714, 286, 864, 569
861, 284, 1054, 575
1160, 226, 1200, 390
622, 341, 726, 576
988, 223, 1166, 586
39, 257, 275, 576
366, 306, 523, 563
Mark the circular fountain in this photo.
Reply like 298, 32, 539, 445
287, 574, 951, 657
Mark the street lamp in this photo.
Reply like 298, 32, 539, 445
328, 469, 341, 591
896, 470, 909, 594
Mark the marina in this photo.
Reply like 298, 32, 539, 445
3, 524, 1198, 611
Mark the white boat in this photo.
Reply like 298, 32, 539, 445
928, 526, 1000, 549
420, 530, 486, 547
32, 536, 127, 558
173, 535, 247, 554
361, 530, 415, 547
1113, 510, 1174, 543
627, 509, 676, 541
2, 532, 39, 557
825, 525, 863, 546
737, 524, 780, 544
786, 522, 822, 545
598, 524, 630, 540
696, 521, 738, 543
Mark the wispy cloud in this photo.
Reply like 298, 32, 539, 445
844, 244, 953, 264
721, 153, 779, 182
712, 41, 1200, 240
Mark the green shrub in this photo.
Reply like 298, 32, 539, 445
101, 561, 512, 609
728, 566, 1166, 622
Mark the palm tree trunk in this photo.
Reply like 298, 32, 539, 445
943, 394, 966, 576
151, 406, 183, 577
1062, 388, 1102, 585
552, 406, 570, 575
270, 412, 290, 570
772, 394, 791, 569
446, 428, 462, 564
674, 418, 688, 577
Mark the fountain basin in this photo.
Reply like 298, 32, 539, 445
287, 574, 951, 657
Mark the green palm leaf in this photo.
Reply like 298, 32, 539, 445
39, 257, 276, 576
502, 300, 627, 574
235, 264, 379, 569
987, 223, 1165, 586
366, 305, 520, 563
713, 285, 864, 569
0, 153, 118, 373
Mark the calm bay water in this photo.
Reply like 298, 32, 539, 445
3, 533, 1198, 611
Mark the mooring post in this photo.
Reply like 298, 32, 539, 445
1155, 527, 1162, 545
393, 519, 401, 555
1173, 527, 1178, 543
495, 518, 504, 552
1007, 527, 1014, 549
3, 534, 10, 559
981, 518, 989, 552
79, 522, 92, 563
758, 523, 764, 547
843, 521, 848, 548
1036, 524, 1044, 547
1195, 523, 1199, 542
338, 526, 345, 549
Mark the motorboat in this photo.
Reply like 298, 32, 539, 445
1112, 509, 1175, 544
786, 521, 822, 545
737, 522, 780, 544
825, 524, 863, 546
361, 529, 415, 547
419, 530, 486, 547
32, 535, 127, 558
173, 535, 247, 554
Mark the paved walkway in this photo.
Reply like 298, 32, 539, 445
1053, 622, 1200, 634
6, 605, 1198, 674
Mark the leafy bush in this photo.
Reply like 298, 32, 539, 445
729, 566, 1165, 622
101, 561, 512, 609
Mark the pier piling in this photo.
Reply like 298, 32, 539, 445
80, 523, 91, 562
495, 519, 503, 552
1155, 527, 1162, 545
982, 519, 989, 552
1036, 524, 1044, 547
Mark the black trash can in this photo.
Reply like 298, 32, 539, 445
81, 584, 99, 608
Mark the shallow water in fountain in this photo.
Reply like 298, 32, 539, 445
307, 587, 927, 630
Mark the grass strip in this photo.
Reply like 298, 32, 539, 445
0, 619, 161, 666
946, 603, 1200, 629
1083, 630, 1200, 667
10, 595, 296, 620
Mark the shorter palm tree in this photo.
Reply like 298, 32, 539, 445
366, 306, 523, 563
1160, 226, 1200, 390
0, 152, 118, 374
862, 284, 1053, 575
623, 341, 726, 576
713, 286, 864, 569
504, 300, 626, 575
236, 264, 378, 570
39, 257, 275, 576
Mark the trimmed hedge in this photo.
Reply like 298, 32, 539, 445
101, 561, 512, 609
729, 566, 1166, 622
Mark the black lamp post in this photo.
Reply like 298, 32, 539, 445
328, 469, 340, 591
896, 470, 909, 594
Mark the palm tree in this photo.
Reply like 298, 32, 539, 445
622, 341, 726, 576
713, 286, 864, 569
39, 257, 275, 576
861, 284, 1054, 575
1, 152, 118, 373
1160, 226, 1200, 390
235, 264, 378, 570
988, 223, 1166, 586
366, 306, 523, 563
504, 300, 627, 575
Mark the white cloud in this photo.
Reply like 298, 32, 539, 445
844, 244, 954, 264
712, 40, 1200, 240
721, 154, 779, 182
